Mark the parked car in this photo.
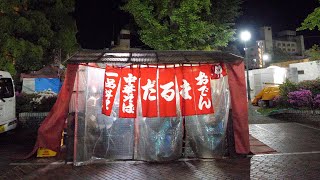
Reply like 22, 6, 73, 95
0, 71, 17, 134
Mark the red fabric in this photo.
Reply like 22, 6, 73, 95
119, 68, 139, 118
102, 66, 121, 116
227, 61, 250, 154
176, 66, 196, 116
192, 65, 214, 115
221, 63, 227, 76
158, 68, 177, 117
27, 64, 79, 157
140, 68, 158, 117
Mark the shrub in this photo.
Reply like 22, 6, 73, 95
16, 91, 57, 113
273, 95, 289, 108
277, 78, 320, 109
279, 79, 298, 99
16, 93, 36, 113
298, 78, 320, 96
314, 94, 320, 109
287, 89, 313, 108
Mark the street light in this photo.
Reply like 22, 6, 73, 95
262, 54, 269, 68
240, 31, 251, 42
240, 30, 252, 101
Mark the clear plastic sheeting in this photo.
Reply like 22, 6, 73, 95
184, 76, 230, 158
134, 72, 183, 161
135, 117, 183, 161
73, 65, 134, 166
72, 65, 229, 165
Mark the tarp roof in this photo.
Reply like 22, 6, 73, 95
67, 50, 243, 64
20, 65, 59, 79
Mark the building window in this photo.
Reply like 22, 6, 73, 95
287, 44, 290, 46
298, 70, 304, 74
288, 49, 291, 51
282, 43, 285, 46
291, 44, 295, 47
278, 43, 281, 46
292, 49, 296, 51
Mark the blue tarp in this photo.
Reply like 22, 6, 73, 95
35, 78, 61, 93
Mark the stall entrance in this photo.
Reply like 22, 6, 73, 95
30, 50, 250, 166
71, 63, 230, 165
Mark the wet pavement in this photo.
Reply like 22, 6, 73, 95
250, 123, 320, 153
0, 129, 35, 176
2, 153, 320, 180
1, 106, 320, 179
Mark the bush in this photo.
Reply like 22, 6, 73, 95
279, 79, 298, 98
273, 95, 289, 108
16, 91, 57, 113
16, 93, 36, 113
287, 89, 313, 108
314, 94, 320, 109
298, 79, 320, 96
277, 78, 320, 110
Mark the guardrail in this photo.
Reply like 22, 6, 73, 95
18, 112, 49, 129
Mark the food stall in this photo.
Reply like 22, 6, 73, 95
30, 50, 249, 166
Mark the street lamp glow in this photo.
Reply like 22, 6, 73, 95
240, 31, 251, 42
263, 54, 269, 61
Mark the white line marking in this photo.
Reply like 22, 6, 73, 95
249, 151, 320, 157
294, 122, 320, 131
10, 161, 72, 166
252, 124, 277, 135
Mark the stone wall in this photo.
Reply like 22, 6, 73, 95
270, 109, 320, 128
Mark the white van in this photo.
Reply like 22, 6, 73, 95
0, 71, 17, 133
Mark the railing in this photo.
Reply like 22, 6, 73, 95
18, 112, 49, 129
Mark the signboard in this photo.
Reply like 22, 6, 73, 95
102, 64, 226, 118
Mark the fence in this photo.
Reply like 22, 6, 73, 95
18, 112, 49, 129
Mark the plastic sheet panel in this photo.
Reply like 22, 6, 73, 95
135, 116, 183, 161
184, 76, 230, 158
73, 66, 134, 166
72, 65, 229, 165
134, 74, 183, 161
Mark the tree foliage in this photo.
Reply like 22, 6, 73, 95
122, 0, 241, 50
305, 44, 320, 61
272, 47, 293, 63
0, 0, 78, 75
297, 1, 320, 31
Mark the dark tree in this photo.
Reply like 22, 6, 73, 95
0, 0, 78, 75
122, 0, 242, 50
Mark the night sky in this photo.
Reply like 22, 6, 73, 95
75, 0, 320, 49
237, 0, 320, 48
